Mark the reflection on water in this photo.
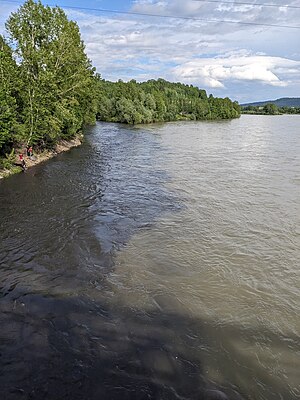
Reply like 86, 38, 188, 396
0, 116, 299, 399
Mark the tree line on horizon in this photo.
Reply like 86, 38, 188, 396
0, 0, 240, 169
242, 103, 300, 115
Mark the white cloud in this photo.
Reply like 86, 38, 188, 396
172, 55, 300, 88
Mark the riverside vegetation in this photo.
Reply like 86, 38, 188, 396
242, 103, 300, 115
0, 0, 241, 173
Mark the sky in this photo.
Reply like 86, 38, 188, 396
0, 0, 300, 102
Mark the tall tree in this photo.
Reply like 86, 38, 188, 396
6, 0, 95, 146
0, 35, 22, 153
263, 103, 278, 115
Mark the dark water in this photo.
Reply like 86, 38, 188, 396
0, 116, 299, 400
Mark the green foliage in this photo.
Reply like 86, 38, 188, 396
1, 0, 95, 155
242, 103, 300, 115
263, 103, 278, 115
0, 148, 15, 170
0, 35, 24, 153
95, 78, 240, 124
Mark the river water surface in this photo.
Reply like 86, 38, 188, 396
0, 115, 299, 400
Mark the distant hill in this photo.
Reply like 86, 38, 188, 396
241, 97, 300, 107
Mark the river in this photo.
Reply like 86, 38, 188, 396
0, 115, 299, 400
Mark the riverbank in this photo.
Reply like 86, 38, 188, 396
0, 134, 83, 180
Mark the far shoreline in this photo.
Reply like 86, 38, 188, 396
241, 112, 300, 116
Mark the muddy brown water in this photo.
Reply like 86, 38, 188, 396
0, 115, 299, 400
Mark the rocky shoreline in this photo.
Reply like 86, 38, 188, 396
0, 135, 83, 180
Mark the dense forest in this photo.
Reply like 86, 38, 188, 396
96, 79, 241, 124
0, 0, 240, 171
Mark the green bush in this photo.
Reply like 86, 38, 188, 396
0, 148, 15, 170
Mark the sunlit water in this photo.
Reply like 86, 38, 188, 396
0, 115, 299, 400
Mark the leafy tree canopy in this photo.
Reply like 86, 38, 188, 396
2, 0, 95, 154
95, 78, 240, 124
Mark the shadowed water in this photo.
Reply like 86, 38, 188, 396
0, 116, 299, 399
